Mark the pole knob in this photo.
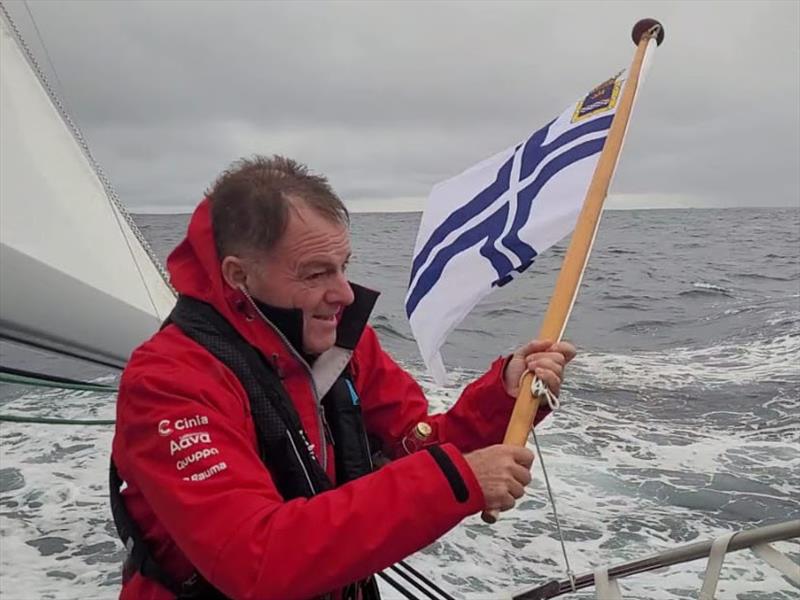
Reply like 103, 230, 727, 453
632, 18, 665, 46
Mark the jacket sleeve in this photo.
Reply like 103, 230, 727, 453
114, 346, 484, 600
352, 326, 550, 457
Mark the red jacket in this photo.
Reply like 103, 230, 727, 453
112, 199, 543, 600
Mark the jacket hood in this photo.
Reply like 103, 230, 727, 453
166, 198, 276, 352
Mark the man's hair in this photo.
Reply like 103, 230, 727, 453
207, 155, 349, 259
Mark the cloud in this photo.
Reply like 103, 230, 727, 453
4, 0, 798, 210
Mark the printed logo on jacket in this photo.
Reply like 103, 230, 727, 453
156, 414, 228, 482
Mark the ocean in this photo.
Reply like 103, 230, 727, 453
1, 207, 798, 599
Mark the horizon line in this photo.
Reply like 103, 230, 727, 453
131, 204, 799, 216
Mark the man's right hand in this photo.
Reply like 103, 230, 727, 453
464, 445, 534, 512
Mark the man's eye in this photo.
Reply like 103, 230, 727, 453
307, 271, 326, 281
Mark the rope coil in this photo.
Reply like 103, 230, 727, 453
532, 376, 560, 411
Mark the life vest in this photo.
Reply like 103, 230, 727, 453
110, 295, 380, 599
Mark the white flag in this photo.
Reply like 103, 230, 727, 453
406, 69, 631, 383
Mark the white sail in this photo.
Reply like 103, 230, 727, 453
0, 9, 175, 368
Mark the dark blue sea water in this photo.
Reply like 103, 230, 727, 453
1, 208, 798, 599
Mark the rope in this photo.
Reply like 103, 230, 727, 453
377, 571, 421, 600
530, 424, 575, 591
393, 561, 456, 600
0, 414, 115, 426
22, 0, 70, 115
532, 375, 560, 411
387, 565, 439, 599
529, 377, 574, 590
0, 370, 117, 393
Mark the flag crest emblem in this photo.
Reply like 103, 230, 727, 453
571, 71, 623, 123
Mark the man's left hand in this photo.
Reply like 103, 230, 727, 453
502, 340, 577, 398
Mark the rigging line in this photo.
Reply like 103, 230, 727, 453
377, 572, 423, 600
388, 565, 441, 600
22, 0, 71, 120
530, 424, 575, 590
105, 175, 165, 321
0, 414, 115, 426
394, 561, 457, 600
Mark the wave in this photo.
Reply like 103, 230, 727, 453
478, 307, 528, 318
572, 332, 800, 391
679, 282, 735, 298
736, 272, 796, 282
721, 294, 800, 317
612, 319, 673, 333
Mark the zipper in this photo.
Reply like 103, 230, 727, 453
243, 292, 328, 472
286, 428, 316, 495
362, 428, 374, 470
320, 405, 335, 447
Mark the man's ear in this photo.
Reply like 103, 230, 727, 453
221, 255, 248, 290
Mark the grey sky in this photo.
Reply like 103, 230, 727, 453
5, 0, 799, 211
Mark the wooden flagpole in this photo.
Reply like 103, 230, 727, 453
482, 18, 665, 524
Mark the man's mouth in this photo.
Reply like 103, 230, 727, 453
313, 314, 337, 322
312, 306, 342, 323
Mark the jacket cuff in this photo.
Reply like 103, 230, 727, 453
476, 356, 518, 422
426, 443, 485, 512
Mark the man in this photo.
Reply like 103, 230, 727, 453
111, 155, 576, 600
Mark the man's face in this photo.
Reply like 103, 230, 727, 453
244, 203, 354, 355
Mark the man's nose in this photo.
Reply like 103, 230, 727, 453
328, 271, 355, 306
